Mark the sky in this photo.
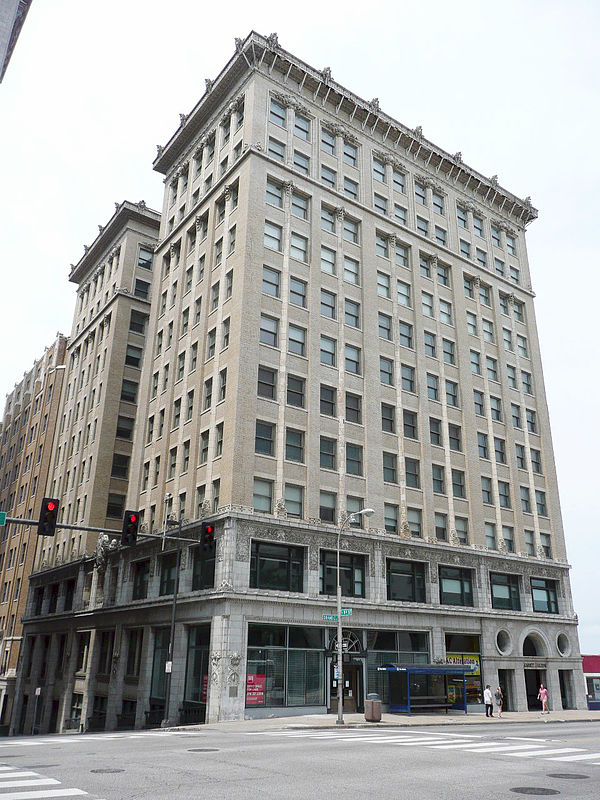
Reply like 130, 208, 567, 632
1, 0, 599, 651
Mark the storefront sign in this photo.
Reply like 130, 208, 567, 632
524, 662, 546, 668
245, 673, 266, 706
446, 653, 480, 675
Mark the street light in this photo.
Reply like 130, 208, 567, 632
335, 507, 374, 726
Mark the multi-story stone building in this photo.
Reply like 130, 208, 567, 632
14, 31, 586, 734
0, 333, 67, 728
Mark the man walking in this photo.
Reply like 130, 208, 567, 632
484, 684, 494, 718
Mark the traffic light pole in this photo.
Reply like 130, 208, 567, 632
162, 514, 182, 727
2, 517, 198, 543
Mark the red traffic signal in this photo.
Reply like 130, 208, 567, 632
37, 498, 59, 537
201, 521, 215, 552
121, 509, 140, 547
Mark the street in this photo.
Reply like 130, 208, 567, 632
0, 721, 598, 799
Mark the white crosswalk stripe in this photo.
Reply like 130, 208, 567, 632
0, 763, 89, 798
0, 792, 87, 799
244, 730, 600, 765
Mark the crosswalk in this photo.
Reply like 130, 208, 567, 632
246, 729, 600, 765
0, 730, 192, 750
0, 763, 89, 799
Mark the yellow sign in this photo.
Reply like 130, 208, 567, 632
446, 653, 480, 676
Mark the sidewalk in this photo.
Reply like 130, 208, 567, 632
196, 708, 600, 733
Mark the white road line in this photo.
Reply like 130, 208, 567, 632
0, 779, 60, 788
0, 791, 87, 799
545, 752, 600, 761
0, 772, 41, 779
390, 739, 452, 746
462, 744, 547, 754
426, 741, 497, 749
510, 748, 585, 758
505, 737, 551, 742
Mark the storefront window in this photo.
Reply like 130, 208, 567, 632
587, 677, 600, 700
445, 633, 482, 704
150, 628, 170, 700
184, 625, 210, 704
246, 624, 325, 708
320, 550, 365, 597
250, 541, 304, 592
367, 630, 429, 702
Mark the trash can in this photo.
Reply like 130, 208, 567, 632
364, 692, 382, 722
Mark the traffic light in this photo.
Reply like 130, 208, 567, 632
121, 510, 140, 547
201, 521, 215, 553
37, 498, 59, 537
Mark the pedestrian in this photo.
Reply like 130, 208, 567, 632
495, 686, 504, 718
484, 684, 494, 717
537, 684, 549, 714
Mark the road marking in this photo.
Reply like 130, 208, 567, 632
505, 737, 552, 742
390, 738, 452, 746
462, 744, 546, 753
426, 741, 497, 749
0, 779, 60, 788
510, 748, 584, 757
545, 752, 600, 761
0, 771, 41, 779
0, 791, 87, 799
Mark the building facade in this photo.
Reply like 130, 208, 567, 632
0, 333, 67, 728
13, 31, 586, 734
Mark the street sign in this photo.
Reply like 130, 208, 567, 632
340, 608, 352, 616
35, 687, 41, 696
0, 512, 6, 526
165, 660, 173, 673
322, 614, 338, 621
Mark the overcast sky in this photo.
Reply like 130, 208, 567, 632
1, 0, 598, 651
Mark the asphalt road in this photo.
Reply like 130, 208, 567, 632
0, 721, 598, 800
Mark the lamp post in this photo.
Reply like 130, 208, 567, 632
335, 507, 374, 726
161, 511, 182, 727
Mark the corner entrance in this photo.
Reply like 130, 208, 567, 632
524, 668, 546, 710
329, 662, 362, 714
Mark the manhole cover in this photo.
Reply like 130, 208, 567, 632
90, 768, 125, 774
510, 790, 560, 797
187, 748, 219, 752
547, 774, 589, 780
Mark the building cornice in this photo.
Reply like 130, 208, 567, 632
153, 31, 537, 227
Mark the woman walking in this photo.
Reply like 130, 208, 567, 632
538, 683, 549, 714
495, 686, 504, 718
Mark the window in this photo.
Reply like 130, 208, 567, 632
380, 356, 393, 385
290, 232, 308, 262
321, 289, 336, 319
432, 464, 445, 494
414, 181, 426, 205
473, 215, 483, 237
250, 541, 303, 592
285, 428, 304, 462
427, 373, 439, 400
344, 217, 359, 243
289, 325, 307, 356
435, 513, 447, 541
515, 443, 526, 469
116, 416, 134, 440
498, 480, 511, 508
460, 239, 471, 258
321, 127, 335, 154
344, 177, 358, 199
448, 424, 462, 452
320, 246, 336, 276
320, 550, 365, 597
531, 448, 542, 474
379, 313, 392, 341
536, 490, 548, 516
345, 392, 362, 423
433, 192, 444, 215
320, 437, 336, 470
345, 344, 361, 374
397, 280, 411, 307
487, 356, 498, 381
344, 256, 360, 284
446, 380, 458, 407
470, 350, 481, 375
377, 402, 395, 433
321, 385, 336, 416
319, 491, 336, 523
520, 485, 532, 513
262, 265, 280, 297
253, 478, 273, 513
106, 493, 125, 518
321, 164, 336, 187
374, 194, 388, 214
285, 485, 303, 518
120, 380, 138, 404
531, 578, 558, 613
270, 98, 286, 127
540, 533, 552, 558
495, 257, 505, 276
134, 279, 150, 300
524, 529, 535, 556
457, 206, 468, 228
491, 225, 501, 247
383, 452, 397, 483
293, 150, 310, 174
343, 140, 358, 166
259, 315, 278, 347
255, 421, 275, 456
439, 566, 473, 606
442, 339, 455, 364
404, 508, 420, 537
526, 408, 537, 433
491, 573, 521, 611
395, 205, 407, 225
416, 216, 428, 236
287, 375, 305, 408
346, 443, 363, 476
294, 114, 310, 140
430, 417, 442, 446
258, 366, 276, 399
373, 157, 386, 183
264, 221, 282, 251
481, 476, 493, 504
266, 179, 283, 207
452, 469, 466, 498
401, 364, 415, 392
344, 299, 360, 327
405, 458, 420, 488
111, 453, 129, 479
485, 521, 497, 549
490, 395, 502, 421
321, 205, 335, 232
387, 560, 426, 602
476, 248, 487, 267
422, 291, 434, 317
466, 311, 478, 337
517, 334, 529, 358
522, 371, 533, 394
403, 409, 417, 439
506, 233, 516, 255
290, 277, 307, 307
384, 504, 399, 533
513, 300, 525, 322
320, 335, 336, 365
377, 271, 391, 298
456, 517, 469, 544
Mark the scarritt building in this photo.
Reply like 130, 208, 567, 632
11, 31, 587, 735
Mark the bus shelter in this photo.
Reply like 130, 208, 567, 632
377, 663, 476, 715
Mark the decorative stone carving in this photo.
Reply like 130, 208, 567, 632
235, 37, 244, 52
217, 579, 233, 591
453, 152, 463, 162
83, 245, 89, 254
489, 175, 499, 186
523, 196, 533, 208
136, 200, 147, 210
156, 145, 164, 157
400, 519, 411, 538
98, 224, 104, 234
275, 498, 287, 519
210, 652, 223, 686
205, 79, 214, 93
321, 67, 332, 82
369, 98, 381, 112
93, 534, 118, 574
282, 181, 294, 195
266, 32, 279, 50
236, 533, 251, 562
450, 529, 460, 546
413, 125, 423, 139
179, 113, 188, 127
308, 517, 321, 526
334, 206, 345, 221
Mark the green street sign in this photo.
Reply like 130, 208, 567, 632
0, 512, 6, 526
322, 614, 338, 621
340, 608, 352, 616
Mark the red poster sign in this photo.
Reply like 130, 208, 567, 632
245, 673, 266, 706
201, 674, 208, 704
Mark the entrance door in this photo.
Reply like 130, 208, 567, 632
49, 700, 60, 733
525, 669, 546, 710
498, 669, 513, 712
559, 670, 573, 709
330, 663, 362, 713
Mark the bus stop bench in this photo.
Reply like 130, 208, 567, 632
410, 696, 453, 713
